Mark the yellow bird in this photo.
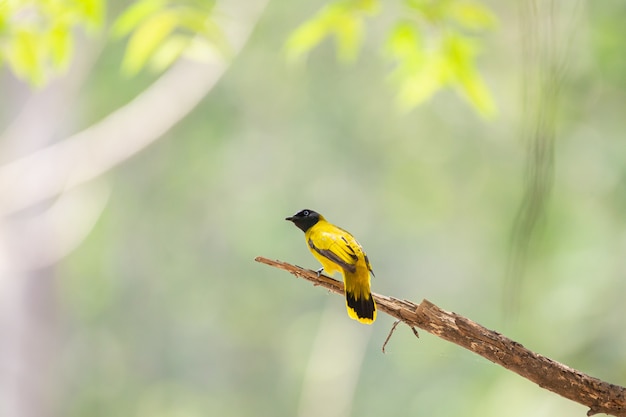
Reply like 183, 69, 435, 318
285, 209, 376, 324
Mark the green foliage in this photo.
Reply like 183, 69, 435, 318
286, 0, 498, 116
112, 0, 230, 76
285, 0, 379, 64
0, 0, 104, 86
0, 0, 229, 85
1, 0, 495, 114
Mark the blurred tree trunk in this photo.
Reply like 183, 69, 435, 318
0, 35, 98, 417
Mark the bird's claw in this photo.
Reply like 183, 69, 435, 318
315, 267, 324, 277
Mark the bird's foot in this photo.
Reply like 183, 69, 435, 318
315, 267, 324, 277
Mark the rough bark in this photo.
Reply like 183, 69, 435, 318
255, 256, 626, 417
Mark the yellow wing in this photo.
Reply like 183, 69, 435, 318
305, 222, 373, 275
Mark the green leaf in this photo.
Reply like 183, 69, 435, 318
285, 0, 376, 64
351, 0, 380, 14
49, 23, 73, 70
449, 1, 498, 31
385, 21, 435, 110
113, 1, 230, 75
198, 17, 232, 59
175, 6, 211, 33
404, 0, 448, 23
333, 12, 363, 62
444, 33, 495, 116
149, 33, 190, 72
0, 7, 9, 33
74, 0, 106, 30
112, 0, 165, 38
176, 9, 232, 58
121, 10, 179, 75
8, 29, 45, 86
394, 52, 446, 111
385, 21, 422, 60
285, 9, 333, 64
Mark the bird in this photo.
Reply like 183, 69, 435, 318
285, 209, 376, 324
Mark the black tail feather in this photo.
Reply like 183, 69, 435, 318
346, 291, 376, 323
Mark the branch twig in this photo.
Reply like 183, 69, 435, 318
255, 256, 626, 417
381, 320, 402, 354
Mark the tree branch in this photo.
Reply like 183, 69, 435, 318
255, 256, 626, 417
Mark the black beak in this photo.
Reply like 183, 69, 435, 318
285, 216, 294, 221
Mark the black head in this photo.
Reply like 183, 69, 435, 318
285, 209, 321, 233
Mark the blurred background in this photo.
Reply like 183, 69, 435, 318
1, 0, 625, 416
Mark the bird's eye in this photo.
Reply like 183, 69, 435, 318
302, 210, 310, 216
